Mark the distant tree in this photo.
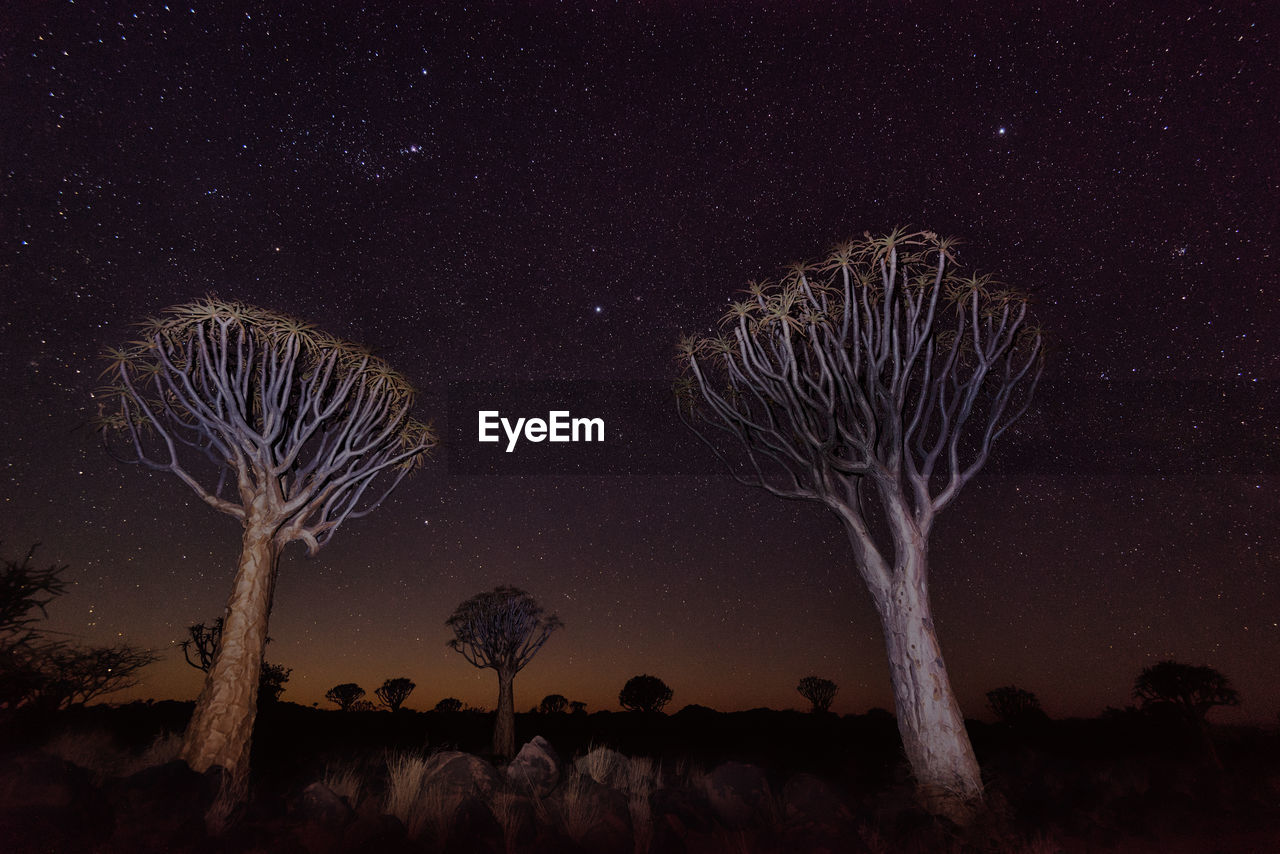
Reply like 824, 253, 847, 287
1, 545, 156, 711
538, 693, 568, 714
986, 685, 1045, 725
97, 299, 436, 797
676, 230, 1043, 821
446, 586, 562, 757
325, 683, 366, 711
619, 674, 673, 713
434, 697, 463, 713
178, 618, 290, 708
569, 700, 587, 715
350, 699, 377, 712
1134, 660, 1239, 769
797, 676, 839, 713
258, 662, 291, 705
1134, 661, 1240, 724
376, 677, 416, 712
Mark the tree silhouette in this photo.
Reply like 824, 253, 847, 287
446, 586, 562, 757
678, 231, 1043, 820
97, 299, 435, 797
539, 693, 568, 714
797, 676, 839, 713
619, 674, 673, 713
1134, 661, 1240, 722
434, 697, 462, 713
257, 662, 291, 705
178, 618, 290, 707
986, 685, 1045, 725
325, 683, 366, 711
1, 545, 156, 710
570, 700, 587, 714
376, 677, 416, 711
1135, 661, 1239, 769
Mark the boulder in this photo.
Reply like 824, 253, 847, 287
294, 781, 355, 829
505, 736, 563, 798
422, 751, 503, 802
702, 762, 772, 830
574, 746, 631, 791
444, 795, 503, 854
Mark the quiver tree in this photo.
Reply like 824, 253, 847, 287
797, 676, 839, 713
179, 618, 291, 706
434, 697, 463, 713
1135, 660, 1239, 768
538, 693, 568, 714
96, 298, 436, 797
446, 586, 562, 757
376, 677, 416, 711
986, 685, 1045, 726
325, 682, 365, 711
677, 230, 1043, 821
619, 674, 673, 713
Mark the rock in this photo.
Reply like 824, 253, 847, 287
294, 781, 355, 829
0, 752, 111, 853
649, 786, 717, 854
422, 751, 503, 802
505, 736, 563, 798
574, 746, 631, 791
703, 762, 772, 830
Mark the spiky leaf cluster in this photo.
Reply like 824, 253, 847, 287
97, 298, 436, 552
678, 229, 1043, 521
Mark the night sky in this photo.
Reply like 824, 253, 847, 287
2, 2, 1276, 722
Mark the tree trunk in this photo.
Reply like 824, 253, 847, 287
492, 668, 516, 758
180, 515, 280, 797
875, 555, 984, 823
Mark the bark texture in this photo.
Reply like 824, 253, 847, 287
493, 669, 516, 758
180, 518, 279, 794
875, 564, 983, 821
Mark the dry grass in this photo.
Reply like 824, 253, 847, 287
321, 760, 365, 808
382, 750, 458, 846
42, 728, 184, 782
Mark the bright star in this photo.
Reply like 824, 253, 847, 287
594, 306, 602, 314
997, 126, 1006, 135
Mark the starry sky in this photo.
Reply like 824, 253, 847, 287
2, 2, 1276, 722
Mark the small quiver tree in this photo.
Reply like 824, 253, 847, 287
986, 685, 1045, 726
619, 674, 673, 713
96, 298, 435, 799
376, 677, 416, 712
677, 230, 1043, 822
1135, 660, 1239, 769
539, 693, 568, 714
797, 676, 838, 713
446, 586, 562, 758
326, 683, 366, 711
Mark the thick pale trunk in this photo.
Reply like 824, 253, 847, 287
875, 556, 984, 822
492, 668, 516, 758
180, 516, 280, 795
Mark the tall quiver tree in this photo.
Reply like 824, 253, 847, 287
96, 298, 435, 798
678, 230, 1043, 821
446, 586, 562, 758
